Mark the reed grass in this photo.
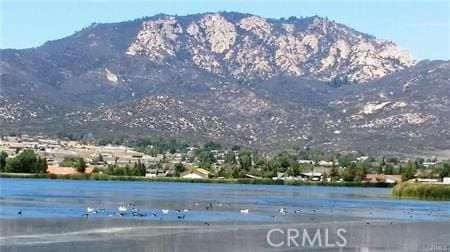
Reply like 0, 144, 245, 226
392, 182, 450, 201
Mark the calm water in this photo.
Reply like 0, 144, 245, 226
0, 178, 449, 222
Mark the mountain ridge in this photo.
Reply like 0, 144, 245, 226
0, 12, 448, 154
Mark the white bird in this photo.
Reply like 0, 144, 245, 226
279, 208, 288, 214
86, 207, 95, 213
162, 209, 169, 214
118, 206, 127, 212
183, 209, 191, 212
240, 209, 249, 214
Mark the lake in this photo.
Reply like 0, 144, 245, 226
1, 178, 449, 222
1, 178, 449, 251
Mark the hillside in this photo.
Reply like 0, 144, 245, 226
1, 12, 448, 154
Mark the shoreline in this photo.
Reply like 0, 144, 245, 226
0, 172, 395, 188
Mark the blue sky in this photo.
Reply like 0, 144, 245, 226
1, 0, 449, 60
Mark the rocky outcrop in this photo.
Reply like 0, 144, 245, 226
127, 13, 415, 83
238, 16, 272, 39
127, 17, 183, 61
105, 68, 119, 84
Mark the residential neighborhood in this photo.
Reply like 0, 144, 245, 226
0, 135, 449, 185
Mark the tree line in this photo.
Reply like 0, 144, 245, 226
0, 150, 47, 173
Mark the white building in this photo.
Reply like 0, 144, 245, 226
357, 156, 369, 162
317, 160, 333, 167
182, 173, 205, 179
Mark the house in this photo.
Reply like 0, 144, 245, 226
384, 175, 402, 184
182, 168, 213, 179
245, 174, 261, 179
365, 174, 401, 184
145, 168, 159, 178
423, 162, 437, 168
357, 156, 369, 162
272, 172, 286, 181
317, 160, 333, 167
365, 174, 384, 183
182, 173, 206, 179
145, 168, 169, 178
8, 143, 27, 151
408, 178, 440, 184
298, 172, 322, 181
298, 160, 314, 164
443, 177, 450, 184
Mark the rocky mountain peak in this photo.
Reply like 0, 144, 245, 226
126, 13, 415, 83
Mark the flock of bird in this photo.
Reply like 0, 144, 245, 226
16, 201, 432, 225
79, 201, 251, 221
77, 201, 339, 221
80, 203, 183, 219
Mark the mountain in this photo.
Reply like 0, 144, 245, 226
0, 12, 448, 154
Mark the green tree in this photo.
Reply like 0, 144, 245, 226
384, 164, 394, 175
439, 163, 450, 180
197, 150, 215, 170
61, 156, 80, 167
4, 150, 47, 173
34, 157, 48, 173
401, 161, 417, 181
0, 151, 8, 172
124, 165, 131, 176
287, 164, 301, 177
5, 158, 21, 173
335, 153, 356, 168
174, 162, 186, 177
131, 160, 146, 176
76, 157, 86, 173
231, 145, 241, 151
138, 160, 146, 176
274, 153, 290, 173
224, 151, 236, 164
329, 162, 340, 182
238, 151, 253, 171
322, 172, 328, 182
203, 141, 221, 151
353, 163, 367, 182
376, 162, 384, 174
260, 157, 276, 178
217, 163, 236, 178
342, 163, 357, 182
386, 157, 399, 164
93, 154, 104, 165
